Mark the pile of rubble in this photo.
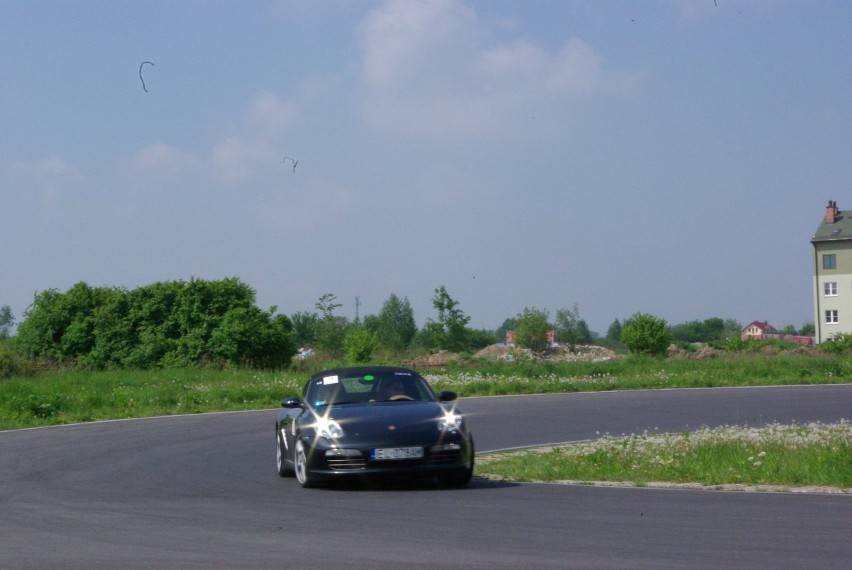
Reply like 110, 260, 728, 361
474, 344, 619, 363
666, 343, 725, 360
403, 350, 461, 368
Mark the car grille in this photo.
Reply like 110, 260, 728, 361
427, 449, 463, 465
327, 457, 367, 471
325, 448, 464, 471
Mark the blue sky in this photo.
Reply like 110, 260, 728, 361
2, 0, 850, 335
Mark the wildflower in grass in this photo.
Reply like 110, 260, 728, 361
478, 420, 851, 487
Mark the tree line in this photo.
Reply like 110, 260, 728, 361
0, 278, 817, 375
7, 279, 295, 370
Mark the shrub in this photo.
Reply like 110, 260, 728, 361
515, 307, 551, 353
15, 278, 297, 369
621, 313, 671, 357
0, 341, 34, 378
820, 332, 852, 355
343, 328, 379, 364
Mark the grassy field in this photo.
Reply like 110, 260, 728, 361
1, 354, 850, 430
475, 421, 852, 491
2, 354, 851, 490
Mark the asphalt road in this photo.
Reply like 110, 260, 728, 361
1, 384, 850, 569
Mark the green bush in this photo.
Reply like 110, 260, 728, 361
15, 278, 297, 370
0, 342, 34, 378
515, 307, 551, 353
820, 332, 852, 355
344, 328, 379, 364
621, 313, 671, 357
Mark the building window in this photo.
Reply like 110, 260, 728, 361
825, 282, 838, 296
825, 310, 839, 324
823, 254, 837, 269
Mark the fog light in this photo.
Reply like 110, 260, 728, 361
430, 443, 462, 452
325, 449, 362, 458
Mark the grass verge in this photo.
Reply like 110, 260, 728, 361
1, 355, 850, 430
475, 421, 852, 491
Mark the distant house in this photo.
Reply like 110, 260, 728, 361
741, 321, 814, 346
741, 321, 776, 340
812, 200, 852, 343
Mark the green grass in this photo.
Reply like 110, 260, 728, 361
0, 353, 850, 430
427, 353, 852, 395
476, 422, 852, 489
0, 368, 305, 429
3, 354, 850, 490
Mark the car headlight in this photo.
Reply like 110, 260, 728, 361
314, 417, 344, 439
438, 411, 463, 432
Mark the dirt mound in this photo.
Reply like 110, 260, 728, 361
547, 344, 619, 362
667, 343, 724, 359
404, 350, 460, 368
474, 344, 619, 363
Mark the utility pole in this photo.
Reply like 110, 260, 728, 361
354, 296, 361, 324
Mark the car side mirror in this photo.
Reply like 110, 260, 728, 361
281, 397, 303, 409
438, 390, 457, 402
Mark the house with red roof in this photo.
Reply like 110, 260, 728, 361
741, 321, 777, 340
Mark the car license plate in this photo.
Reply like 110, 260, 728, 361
371, 447, 424, 460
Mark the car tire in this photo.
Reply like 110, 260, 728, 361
438, 465, 473, 488
294, 439, 314, 488
276, 428, 294, 477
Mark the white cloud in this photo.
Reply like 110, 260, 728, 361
128, 91, 297, 183
212, 136, 274, 181
257, 177, 355, 229
7, 156, 81, 201
134, 143, 200, 172
245, 90, 298, 138
36, 156, 73, 176
355, 0, 638, 138
211, 91, 299, 181
357, 0, 479, 90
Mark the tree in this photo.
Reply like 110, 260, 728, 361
514, 307, 551, 353
343, 327, 379, 363
606, 319, 623, 342
375, 293, 417, 351
312, 293, 346, 355
468, 328, 498, 350
290, 311, 319, 347
495, 317, 517, 344
424, 286, 471, 352
669, 318, 742, 345
208, 308, 296, 368
621, 313, 671, 357
15, 278, 297, 368
799, 323, 815, 337
0, 305, 14, 339
554, 304, 590, 350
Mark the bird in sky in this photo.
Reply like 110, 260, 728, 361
282, 156, 298, 172
139, 61, 154, 93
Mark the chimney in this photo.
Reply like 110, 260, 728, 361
826, 200, 839, 224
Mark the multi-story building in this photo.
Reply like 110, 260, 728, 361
811, 201, 852, 343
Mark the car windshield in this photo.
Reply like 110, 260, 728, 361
305, 370, 435, 407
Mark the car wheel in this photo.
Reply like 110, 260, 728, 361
276, 428, 294, 477
438, 465, 473, 488
294, 439, 314, 488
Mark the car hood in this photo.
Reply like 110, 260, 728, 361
317, 401, 461, 442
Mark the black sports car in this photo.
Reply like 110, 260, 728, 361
275, 366, 474, 488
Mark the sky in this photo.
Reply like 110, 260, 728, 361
2, 0, 850, 336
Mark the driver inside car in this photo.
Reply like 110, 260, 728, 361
379, 378, 414, 401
